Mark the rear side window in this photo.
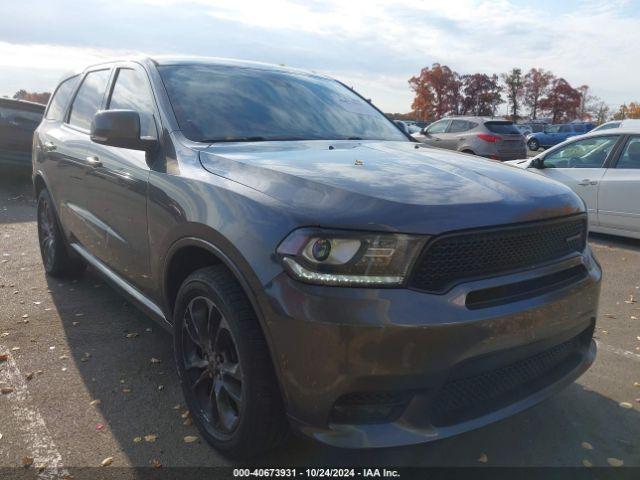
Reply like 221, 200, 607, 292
46, 76, 79, 121
597, 122, 620, 131
559, 125, 572, 133
448, 120, 473, 133
484, 121, 519, 134
108, 68, 157, 138
68, 69, 111, 130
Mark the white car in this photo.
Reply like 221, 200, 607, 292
506, 128, 640, 239
591, 119, 640, 132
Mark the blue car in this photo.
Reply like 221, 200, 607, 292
526, 123, 595, 151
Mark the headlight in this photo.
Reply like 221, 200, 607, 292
276, 228, 427, 287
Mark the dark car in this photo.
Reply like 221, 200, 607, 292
0, 98, 45, 172
33, 57, 601, 457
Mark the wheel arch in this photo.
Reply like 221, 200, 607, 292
162, 236, 290, 404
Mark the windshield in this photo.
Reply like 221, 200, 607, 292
159, 65, 407, 143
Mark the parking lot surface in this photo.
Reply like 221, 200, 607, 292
1, 174, 639, 472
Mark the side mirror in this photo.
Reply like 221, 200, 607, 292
530, 157, 544, 169
421, 127, 429, 135
90, 110, 157, 152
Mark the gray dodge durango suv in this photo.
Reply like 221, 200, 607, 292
33, 57, 601, 457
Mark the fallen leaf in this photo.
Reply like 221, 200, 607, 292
619, 402, 633, 409
75, 313, 84, 317
582, 459, 592, 468
624, 295, 636, 304
25, 372, 33, 381
21, 314, 28, 319
21, 456, 34, 468
1, 387, 15, 395
158, 385, 164, 391
72, 322, 79, 326
151, 459, 162, 468
101, 457, 113, 467
125, 333, 139, 339
96, 423, 105, 431
631, 316, 638, 320
122, 388, 132, 394
604, 314, 616, 318
90, 399, 101, 406
183, 417, 193, 426
150, 357, 162, 364
581, 441, 593, 450
11, 347, 20, 351
144, 434, 158, 442
0, 353, 8, 362
35, 463, 47, 472
173, 404, 181, 410
607, 458, 624, 467
59, 355, 68, 360
181, 410, 190, 419
184, 435, 199, 444
133, 436, 142, 443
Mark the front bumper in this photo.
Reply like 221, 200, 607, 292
261, 249, 601, 448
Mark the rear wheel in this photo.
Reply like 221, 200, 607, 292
527, 138, 540, 151
37, 189, 86, 278
174, 265, 287, 458
461, 149, 475, 155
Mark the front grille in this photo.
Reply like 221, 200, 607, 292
409, 215, 587, 293
430, 329, 591, 426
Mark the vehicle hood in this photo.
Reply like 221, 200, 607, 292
198, 140, 584, 234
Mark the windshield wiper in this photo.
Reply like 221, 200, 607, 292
202, 136, 267, 143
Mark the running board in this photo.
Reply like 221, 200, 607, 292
69, 243, 171, 329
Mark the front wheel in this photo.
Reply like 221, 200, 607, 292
174, 265, 287, 458
527, 138, 540, 151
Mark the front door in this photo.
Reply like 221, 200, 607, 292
534, 135, 621, 227
421, 119, 450, 147
83, 64, 159, 292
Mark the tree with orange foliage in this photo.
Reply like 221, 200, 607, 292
522, 68, 553, 120
408, 63, 459, 121
539, 78, 581, 123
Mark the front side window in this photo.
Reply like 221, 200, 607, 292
46, 75, 79, 121
108, 68, 157, 138
616, 137, 640, 169
68, 69, 111, 130
0, 106, 43, 130
544, 136, 618, 168
426, 120, 449, 134
545, 125, 560, 133
159, 65, 407, 143
559, 125, 572, 133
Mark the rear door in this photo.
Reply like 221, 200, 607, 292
57, 67, 112, 257
442, 119, 471, 150
83, 63, 158, 290
597, 135, 640, 234
535, 135, 622, 226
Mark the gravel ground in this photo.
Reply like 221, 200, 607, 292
0, 173, 639, 475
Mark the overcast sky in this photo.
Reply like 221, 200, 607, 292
0, 0, 638, 112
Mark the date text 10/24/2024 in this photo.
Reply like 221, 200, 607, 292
233, 469, 401, 478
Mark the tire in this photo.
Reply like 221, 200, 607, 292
527, 138, 539, 151
36, 189, 86, 278
461, 149, 475, 155
173, 265, 287, 458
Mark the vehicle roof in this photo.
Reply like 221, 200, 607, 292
0, 97, 46, 111
442, 116, 511, 123
67, 55, 329, 79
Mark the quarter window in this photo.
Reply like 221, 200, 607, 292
108, 68, 157, 138
616, 137, 640, 169
544, 136, 618, 168
46, 76, 79, 121
68, 69, 111, 130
